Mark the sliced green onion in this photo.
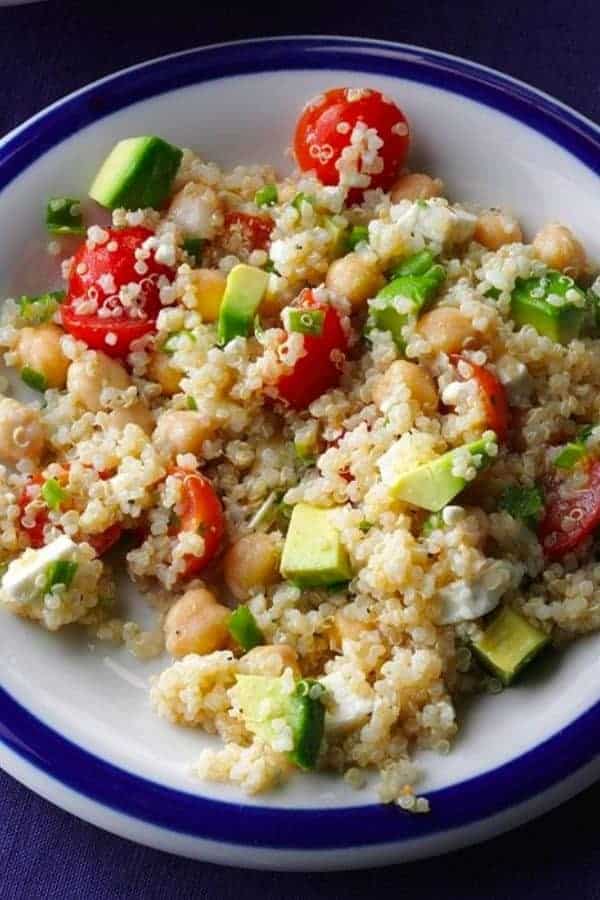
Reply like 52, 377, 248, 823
228, 606, 264, 651
44, 559, 78, 594
292, 192, 315, 211
484, 287, 502, 300
255, 184, 278, 207
182, 237, 204, 263
498, 484, 544, 527
186, 396, 198, 410
287, 308, 325, 336
162, 330, 196, 355
46, 197, 85, 235
421, 510, 445, 536
21, 366, 47, 392
391, 249, 435, 278
344, 225, 369, 252
358, 520, 372, 533
554, 443, 587, 469
263, 259, 279, 275
18, 290, 64, 325
41, 478, 67, 511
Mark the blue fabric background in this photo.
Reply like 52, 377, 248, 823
1, 1, 599, 896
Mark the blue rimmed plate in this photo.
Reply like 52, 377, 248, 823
0, 37, 599, 870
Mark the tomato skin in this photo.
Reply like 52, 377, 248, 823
172, 468, 225, 577
18, 476, 47, 549
85, 524, 123, 557
275, 292, 348, 410
63, 226, 174, 358
294, 87, 410, 194
539, 460, 600, 559
451, 355, 511, 443
223, 212, 273, 252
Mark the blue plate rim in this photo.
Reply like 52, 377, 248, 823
0, 36, 599, 853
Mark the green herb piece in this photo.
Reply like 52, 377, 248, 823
255, 184, 278, 207
18, 290, 64, 325
390, 250, 435, 278
421, 510, 445, 536
46, 197, 85, 235
287, 308, 325, 336
498, 484, 544, 527
21, 367, 47, 392
186, 396, 198, 410
263, 259, 279, 275
344, 225, 369, 252
553, 425, 597, 470
162, 330, 195, 355
41, 478, 67, 511
358, 520, 372, 533
44, 559, 78, 594
292, 192, 315, 211
484, 286, 502, 300
182, 237, 204, 264
229, 606, 264, 651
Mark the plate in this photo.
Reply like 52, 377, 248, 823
0, 37, 599, 871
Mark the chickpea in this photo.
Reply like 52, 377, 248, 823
190, 269, 227, 323
390, 173, 443, 203
153, 410, 213, 458
417, 307, 475, 354
164, 587, 230, 658
16, 324, 69, 389
168, 183, 223, 240
331, 612, 374, 650
67, 351, 130, 412
474, 210, 522, 251
238, 644, 301, 677
533, 223, 586, 277
223, 533, 281, 602
104, 402, 154, 435
0, 398, 46, 463
325, 252, 384, 309
148, 351, 182, 396
372, 360, 437, 414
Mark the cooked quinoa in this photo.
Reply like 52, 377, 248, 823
1, 86, 599, 807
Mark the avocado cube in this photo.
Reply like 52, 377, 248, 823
280, 503, 351, 588
389, 437, 496, 512
217, 264, 269, 345
90, 136, 183, 211
472, 606, 550, 685
510, 271, 586, 343
368, 264, 445, 351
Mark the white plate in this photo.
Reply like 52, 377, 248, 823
0, 37, 599, 871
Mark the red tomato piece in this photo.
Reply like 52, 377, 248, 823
63, 226, 174, 358
172, 468, 225, 578
451, 355, 511, 443
275, 291, 348, 410
85, 523, 123, 557
294, 87, 410, 195
18, 475, 47, 549
539, 460, 600, 559
223, 212, 273, 252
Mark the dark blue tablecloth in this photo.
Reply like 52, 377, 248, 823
1, 1, 599, 896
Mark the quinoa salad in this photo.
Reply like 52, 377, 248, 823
1, 86, 599, 809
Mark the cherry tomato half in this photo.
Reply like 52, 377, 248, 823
63, 226, 174, 358
294, 87, 410, 195
451, 355, 511, 443
223, 212, 273, 253
275, 291, 349, 410
172, 468, 225, 578
18, 475, 47, 548
539, 460, 600, 560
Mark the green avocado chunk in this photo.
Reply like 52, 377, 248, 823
389, 436, 497, 512
89, 136, 183, 211
280, 503, 351, 588
217, 264, 270, 345
368, 262, 445, 350
472, 606, 550, 685
510, 271, 586, 343
230, 674, 326, 769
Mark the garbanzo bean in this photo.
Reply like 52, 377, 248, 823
153, 410, 213, 458
148, 351, 183, 396
0, 398, 45, 463
104, 402, 154, 435
533, 223, 586, 277
16, 324, 69, 389
473, 210, 522, 251
223, 533, 281, 602
325, 252, 384, 309
66, 351, 130, 412
390, 173, 443, 203
372, 360, 437, 414
238, 644, 301, 677
164, 587, 230, 657
417, 307, 475, 354
331, 611, 375, 651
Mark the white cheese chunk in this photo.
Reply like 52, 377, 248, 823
1, 535, 78, 606
437, 559, 516, 625
320, 668, 374, 735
